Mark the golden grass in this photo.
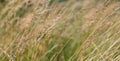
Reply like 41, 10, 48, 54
0, 0, 120, 61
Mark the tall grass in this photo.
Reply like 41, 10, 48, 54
0, 0, 120, 61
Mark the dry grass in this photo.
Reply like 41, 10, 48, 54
0, 0, 120, 61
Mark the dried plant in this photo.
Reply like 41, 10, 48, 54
0, 0, 120, 61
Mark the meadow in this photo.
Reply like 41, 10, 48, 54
0, 0, 120, 61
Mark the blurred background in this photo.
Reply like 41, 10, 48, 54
0, 0, 120, 61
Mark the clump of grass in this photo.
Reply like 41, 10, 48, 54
0, 0, 120, 61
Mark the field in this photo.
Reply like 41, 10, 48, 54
0, 0, 120, 61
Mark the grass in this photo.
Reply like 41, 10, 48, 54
0, 0, 120, 61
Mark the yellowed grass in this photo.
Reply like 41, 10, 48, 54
0, 0, 120, 61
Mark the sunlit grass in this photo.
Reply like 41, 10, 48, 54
0, 0, 120, 61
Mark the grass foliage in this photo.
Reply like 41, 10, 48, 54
0, 0, 120, 61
